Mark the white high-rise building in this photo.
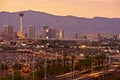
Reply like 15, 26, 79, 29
1, 25, 14, 40
56, 29, 64, 39
27, 25, 35, 39
73, 32, 78, 40
4, 25, 13, 36
42, 26, 49, 39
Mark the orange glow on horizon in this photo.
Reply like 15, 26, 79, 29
0, 0, 120, 18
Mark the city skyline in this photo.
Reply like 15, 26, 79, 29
0, 0, 120, 18
0, 10, 120, 36
1, 0, 120, 80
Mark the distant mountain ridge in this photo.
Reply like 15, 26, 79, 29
0, 10, 120, 35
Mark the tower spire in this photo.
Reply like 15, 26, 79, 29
19, 10, 24, 33
17, 9, 25, 39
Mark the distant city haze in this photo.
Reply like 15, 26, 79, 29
0, 0, 120, 18
0, 10, 120, 35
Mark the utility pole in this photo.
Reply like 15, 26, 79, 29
12, 69, 14, 80
44, 50, 47, 80
32, 51, 35, 80
3, 62, 5, 77
56, 52, 58, 64
71, 53, 75, 80
73, 61, 75, 80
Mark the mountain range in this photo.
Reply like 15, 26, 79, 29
0, 10, 120, 35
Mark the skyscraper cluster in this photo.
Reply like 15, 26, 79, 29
27, 25, 35, 39
42, 26, 64, 39
0, 11, 64, 41
0, 25, 13, 40
4, 25, 13, 36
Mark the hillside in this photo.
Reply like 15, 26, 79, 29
0, 10, 120, 35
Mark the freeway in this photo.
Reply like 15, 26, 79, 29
53, 69, 115, 80
55, 71, 80, 80
73, 69, 115, 80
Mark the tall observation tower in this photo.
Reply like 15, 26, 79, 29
19, 11, 24, 33
17, 10, 25, 39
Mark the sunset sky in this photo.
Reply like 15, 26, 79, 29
0, 0, 120, 18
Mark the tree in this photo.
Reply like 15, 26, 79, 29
71, 54, 76, 71
35, 60, 44, 79
63, 51, 68, 68
115, 77, 120, 80
0, 63, 8, 70
56, 58, 64, 75
77, 59, 84, 74
0, 62, 8, 76
94, 53, 107, 71
14, 72, 22, 80
13, 63, 22, 70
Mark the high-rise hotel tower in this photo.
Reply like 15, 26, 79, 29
27, 25, 35, 39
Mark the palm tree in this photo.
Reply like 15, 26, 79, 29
94, 53, 106, 71
115, 77, 120, 80
36, 60, 44, 72
46, 59, 53, 77
56, 58, 64, 75
64, 57, 71, 73
71, 54, 76, 71
33, 60, 44, 80
12, 63, 22, 71
85, 54, 94, 72
77, 59, 84, 74
0, 62, 8, 71
51, 59, 57, 75
0, 62, 8, 77
12, 63, 23, 80
63, 51, 68, 68
13, 73, 22, 80
77, 55, 92, 74
62, 51, 72, 73
71, 54, 76, 79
